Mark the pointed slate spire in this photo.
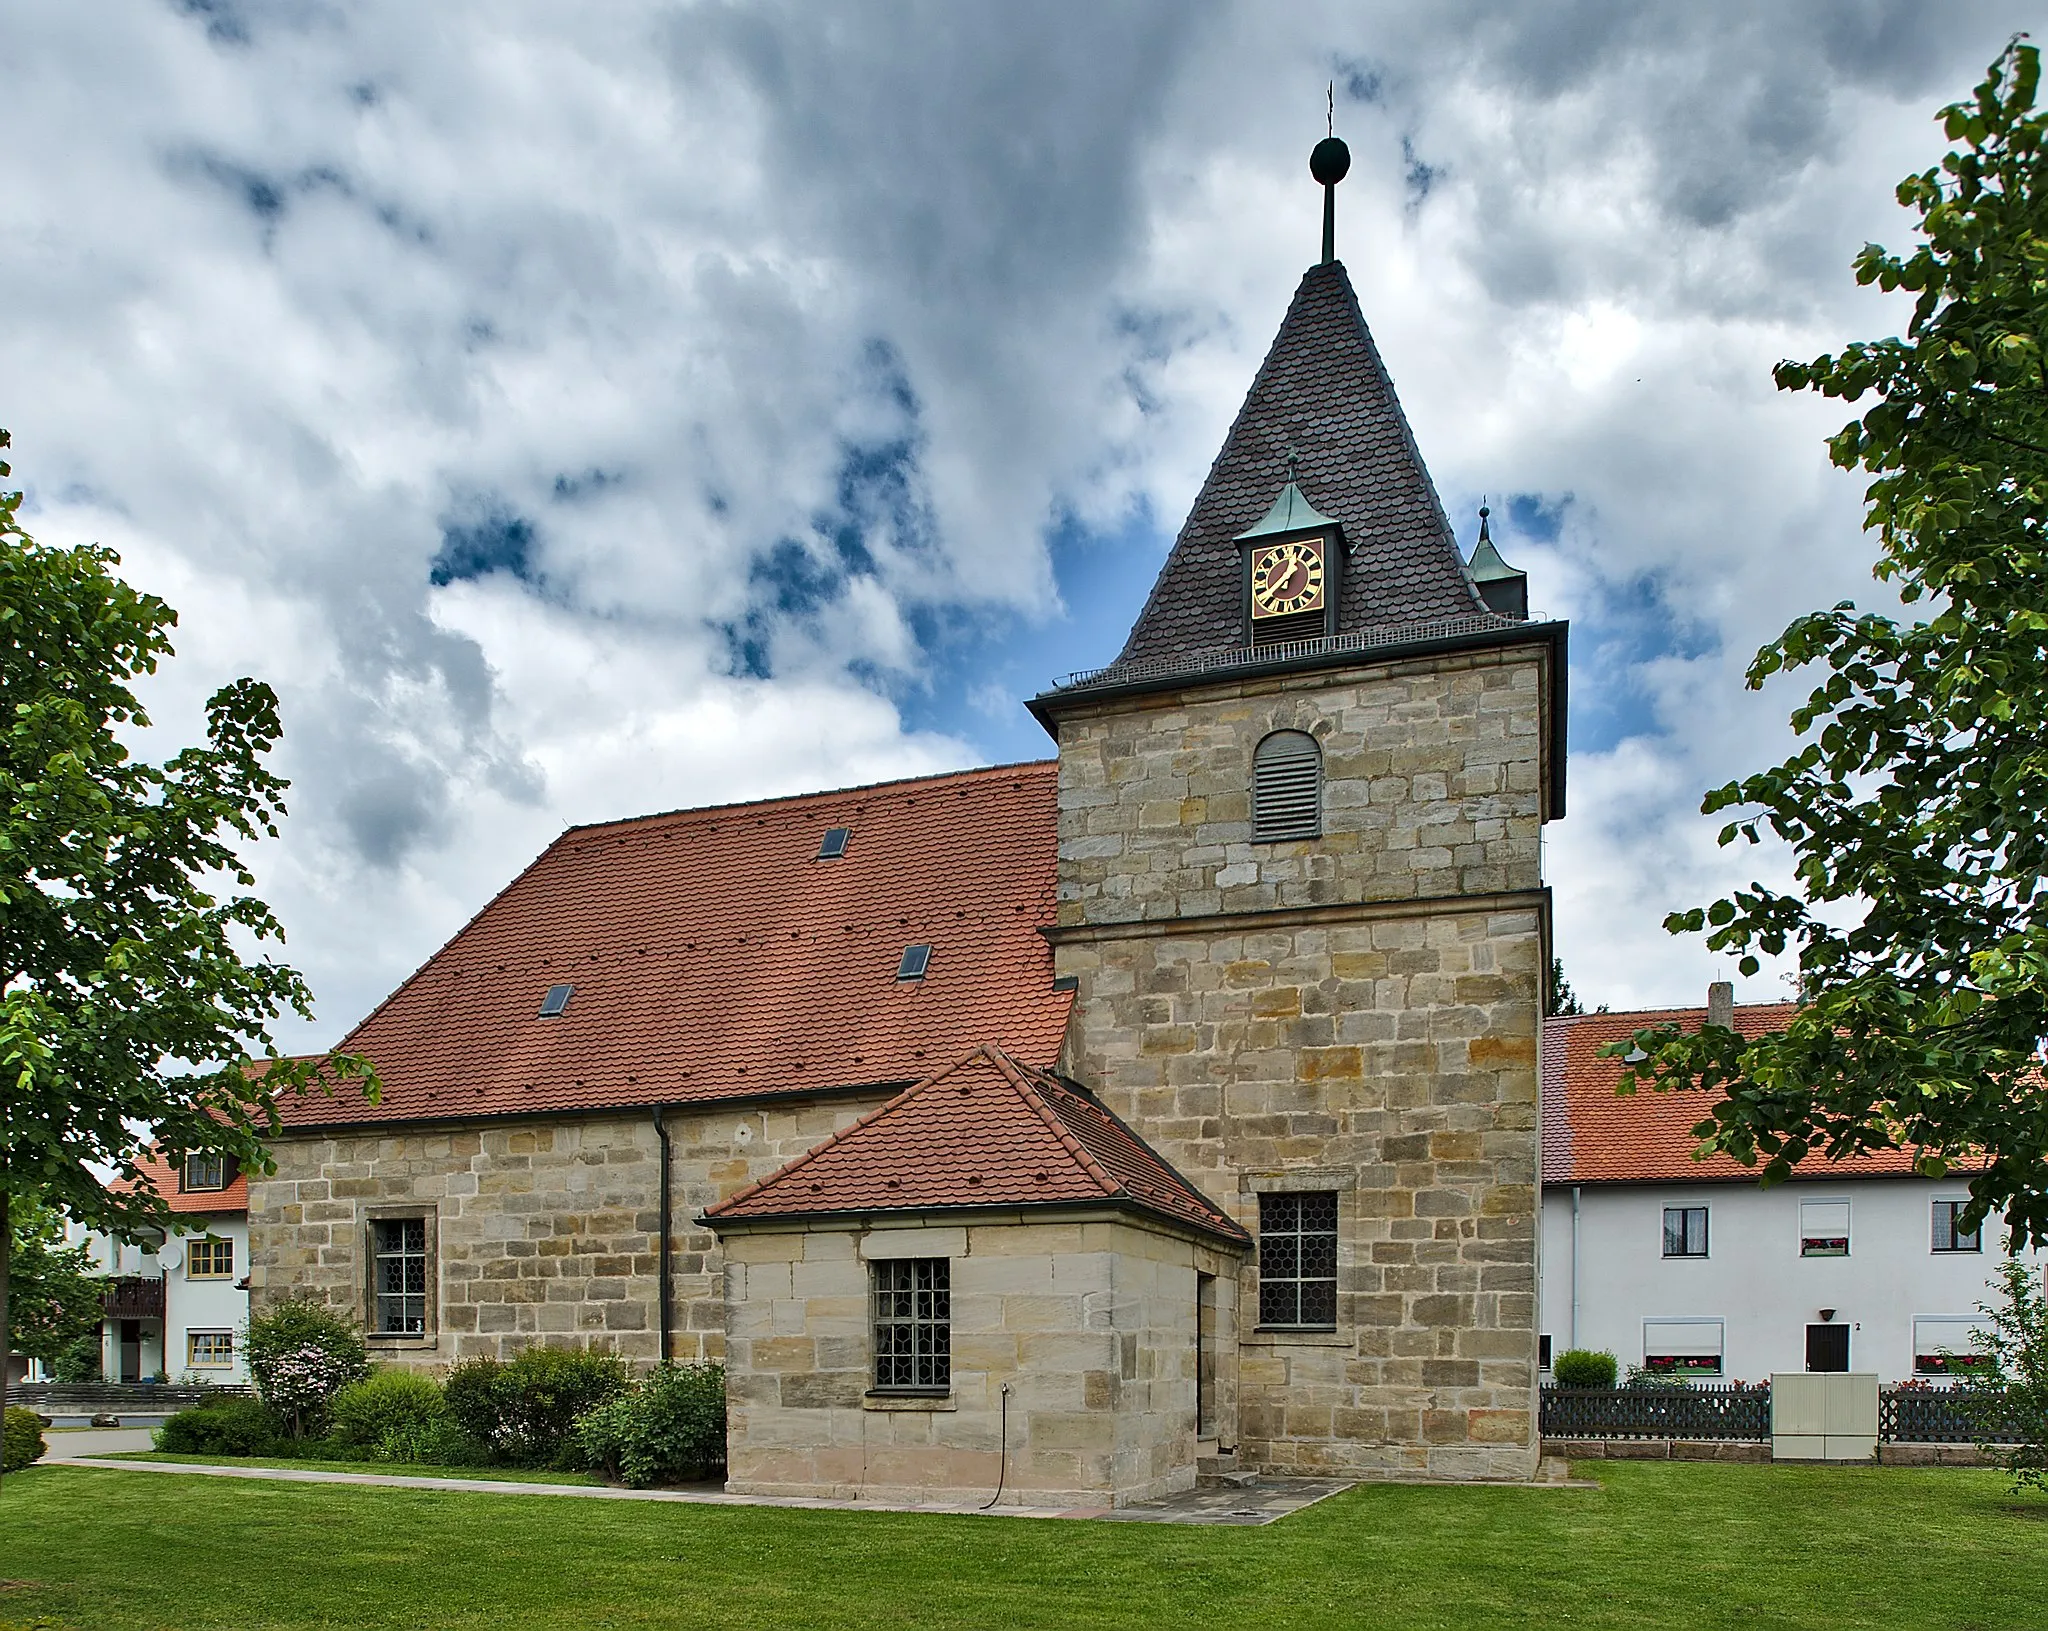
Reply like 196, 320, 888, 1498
1111, 259, 1487, 670
1466, 503, 1529, 620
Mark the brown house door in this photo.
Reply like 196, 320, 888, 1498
1806, 1323, 1850, 1373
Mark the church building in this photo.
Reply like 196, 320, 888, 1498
249, 140, 1568, 1503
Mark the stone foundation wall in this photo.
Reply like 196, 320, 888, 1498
248, 1093, 892, 1366
719, 1216, 1239, 1508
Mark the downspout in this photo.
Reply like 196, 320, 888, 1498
654, 1105, 673, 1366
1570, 1185, 1583, 1351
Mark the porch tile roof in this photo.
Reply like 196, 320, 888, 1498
275, 762, 1072, 1128
703, 1045, 1249, 1246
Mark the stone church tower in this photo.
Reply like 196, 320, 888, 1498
1029, 143, 1567, 1481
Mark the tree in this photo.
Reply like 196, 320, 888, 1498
5, 1197, 101, 1365
1616, 42, 2048, 1247
1971, 1253, 2048, 1491
1549, 958, 1584, 1017
0, 429, 374, 1484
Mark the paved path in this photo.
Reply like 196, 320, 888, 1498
42, 1428, 156, 1458
50, 1456, 1357, 1525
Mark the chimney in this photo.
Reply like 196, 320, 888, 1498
1706, 981, 1734, 1030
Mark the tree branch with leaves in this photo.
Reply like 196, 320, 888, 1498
0, 429, 375, 1483
1616, 39, 2048, 1248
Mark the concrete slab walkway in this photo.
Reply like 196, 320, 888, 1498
49, 1455, 1356, 1525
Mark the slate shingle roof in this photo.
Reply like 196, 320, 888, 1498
1113, 259, 1485, 669
276, 763, 1073, 1129
1541, 1006, 1925, 1184
703, 1044, 1249, 1246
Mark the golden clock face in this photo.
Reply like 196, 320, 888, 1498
1250, 538, 1326, 618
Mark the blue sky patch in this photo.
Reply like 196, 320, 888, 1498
430, 503, 539, 587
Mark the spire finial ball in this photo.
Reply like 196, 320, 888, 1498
1310, 136, 1351, 187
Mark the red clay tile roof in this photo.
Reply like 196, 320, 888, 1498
1543, 1005, 1923, 1184
278, 763, 1073, 1128
114, 1152, 249, 1216
703, 1045, 1250, 1245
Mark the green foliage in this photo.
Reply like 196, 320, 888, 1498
1970, 1253, 2048, 1491
49, 1332, 101, 1384
327, 1369, 447, 1450
441, 1347, 628, 1466
4, 1198, 101, 1362
368, 1416, 492, 1467
1618, 41, 2048, 1245
155, 1397, 285, 1457
440, 1356, 504, 1449
1552, 1349, 1618, 1388
575, 1363, 727, 1487
244, 1297, 370, 1437
2, 1406, 45, 1472
0, 427, 376, 1453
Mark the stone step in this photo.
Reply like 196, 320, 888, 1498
1196, 1454, 1259, 1490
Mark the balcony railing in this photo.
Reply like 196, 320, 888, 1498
99, 1275, 166, 1320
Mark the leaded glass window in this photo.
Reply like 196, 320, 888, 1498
873, 1258, 950, 1391
1258, 1191, 1338, 1328
373, 1217, 429, 1335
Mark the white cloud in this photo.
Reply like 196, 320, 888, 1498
1, 0, 2032, 1040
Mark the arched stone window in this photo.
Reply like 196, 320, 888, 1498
1252, 729, 1321, 842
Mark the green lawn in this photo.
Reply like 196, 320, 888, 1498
93, 1450, 605, 1485
1, 1461, 2043, 1630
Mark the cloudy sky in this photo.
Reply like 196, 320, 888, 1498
7, 1, 2036, 1048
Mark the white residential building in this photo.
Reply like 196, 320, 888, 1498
1539, 1000, 2046, 1384
75, 1151, 251, 1384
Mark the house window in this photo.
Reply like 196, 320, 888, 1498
1662, 1206, 1709, 1258
1251, 730, 1321, 842
1539, 1334, 1553, 1371
1913, 1316, 1987, 1376
1932, 1199, 1982, 1254
182, 1154, 230, 1192
1799, 1197, 1850, 1257
187, 1330, 234, 1369
1642, 1318, 1724, 1378
372, 1218, 430, 1335
872, 1259, 950, 1393
186, 1237, 234, 1279
1258, 1191, 1338, 1328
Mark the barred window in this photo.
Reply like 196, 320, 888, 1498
1932, 1199, 1981, 1253
187, 1330, 235, 1368
187, 1237, 235, 1278
873, 1259, 950, 1392
1258, 1191, 1338, 1328
1252, 730, 1321, 842
1662, 1207, 1708, 1258
372, 1218, 430, 1335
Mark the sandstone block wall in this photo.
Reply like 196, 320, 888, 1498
249, 1094, 891, 1366
720, 1216, 1239, 1507
1054, 648, 1548, 927
1050, 643, 1552, 1481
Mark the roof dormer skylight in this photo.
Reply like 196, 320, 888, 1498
539, 983, 574, 1018
817, 827, 851, 859
895, 944, 931, 982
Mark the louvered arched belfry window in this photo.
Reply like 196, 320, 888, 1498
1252, 729, 1322, 842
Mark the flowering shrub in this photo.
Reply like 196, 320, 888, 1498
245, 1296, 369, 1438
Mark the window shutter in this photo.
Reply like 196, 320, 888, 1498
1252, 730, 1321, 842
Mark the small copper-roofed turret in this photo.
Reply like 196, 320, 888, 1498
1466, 503, 1529, 620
